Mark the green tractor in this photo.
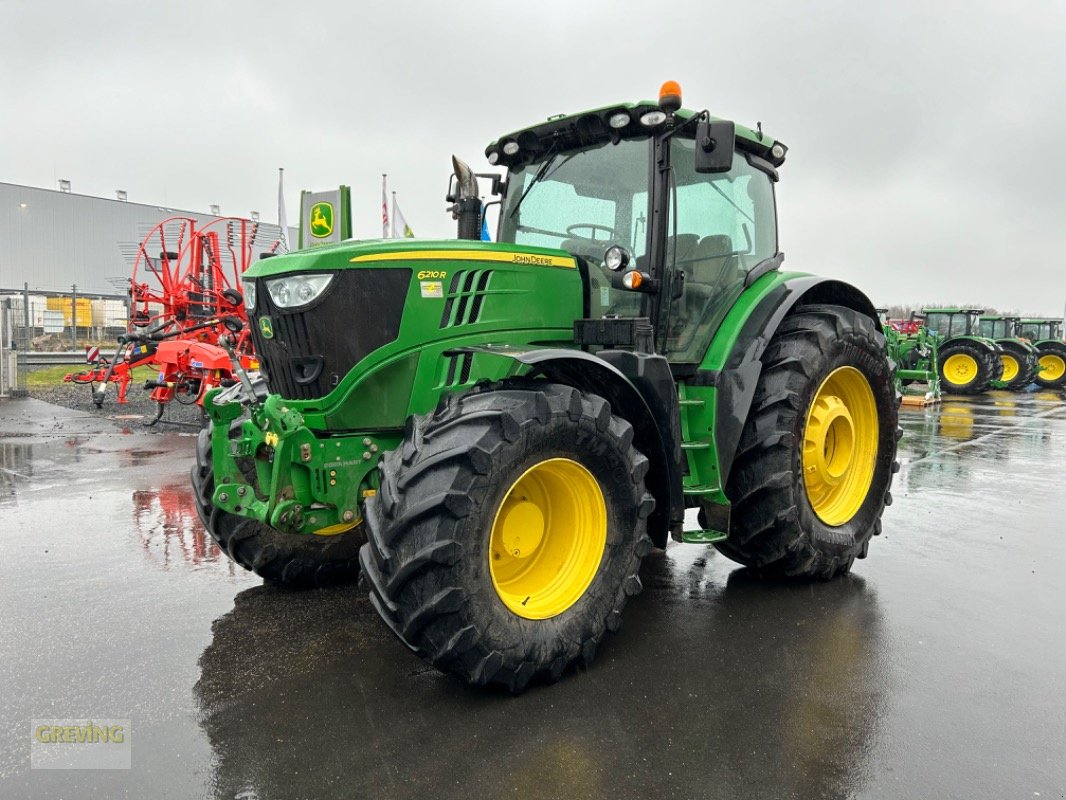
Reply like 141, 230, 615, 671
976, 315, 1040, 391
194, 83, 900, 691
876, 309, 940, 398
1017, 317, 1066, 389
921, 308, 1003, 394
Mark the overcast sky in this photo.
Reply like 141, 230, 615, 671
2, 0, 1064, 314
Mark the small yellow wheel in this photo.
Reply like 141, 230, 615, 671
943, 353, 979, 386
1039, 353, 1066, 383
802, 366, 880, 527
999, 354, 1019, 383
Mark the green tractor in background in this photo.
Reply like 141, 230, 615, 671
922, 308, 1003, 394
876, 309, 940, 398
976, 315, 1040, 391
194, 82, 900, 691
1017, 318, 1066, 389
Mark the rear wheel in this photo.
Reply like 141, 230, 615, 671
1035, 342, 1066, 389
997, 341, 1037, 391
359, 383, 654, 692
713, 304, 899, 578
191, 425, 364, 587
938, 342, 995, 394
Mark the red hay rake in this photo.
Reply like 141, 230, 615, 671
66, 216, 281, 424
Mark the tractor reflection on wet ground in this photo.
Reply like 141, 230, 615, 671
1, 392, 1064, 799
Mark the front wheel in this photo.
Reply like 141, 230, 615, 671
191, 425, 364, 587
713, 304, 899, 578
360, 383, 654, 692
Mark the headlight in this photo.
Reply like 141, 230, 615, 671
241, 278, 257, 310
265, 273, 334, 309
603, 245, 631, 272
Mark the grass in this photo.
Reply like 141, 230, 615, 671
26, 364, 158, 389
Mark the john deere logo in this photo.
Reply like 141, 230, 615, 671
258, 316, 274, 339
310, 202, 334, 238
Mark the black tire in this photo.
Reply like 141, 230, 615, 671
1034, 342, 1066, 389
359, 382, 654, 692
711, 304, 900, 579
191, 424, 364, 587
937, 341, 995, 394
996, 341, 1037, 391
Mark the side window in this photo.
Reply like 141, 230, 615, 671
663, 142, 778, 362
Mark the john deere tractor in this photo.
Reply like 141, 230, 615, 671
1018, 318, 1066, 389
194, 83, 899, 691
977, 315, 1040, 391
922, 308, 1003, 394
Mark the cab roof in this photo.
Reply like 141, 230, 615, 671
486, 100, 786, 172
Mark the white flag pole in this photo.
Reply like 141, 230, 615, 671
277, 167, 290, 252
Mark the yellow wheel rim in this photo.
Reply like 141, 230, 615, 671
942, 353, 979, 386
489, 458, 606, 619
1039, 353, 1066, 381
999, 354, 1019, 383
802, 366, 880, 527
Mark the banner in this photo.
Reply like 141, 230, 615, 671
298, 185, 352, 249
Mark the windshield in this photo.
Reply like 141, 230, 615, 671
499, 138, 650, 258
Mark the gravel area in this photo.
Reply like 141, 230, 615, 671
29, 376, 207, 432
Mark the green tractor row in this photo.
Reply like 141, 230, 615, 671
194, 83, 900, 691
1017, 318, 1066, 389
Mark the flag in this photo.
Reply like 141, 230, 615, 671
381, 174, 389, 238
392, 193, 414, 238
277, 168, 290, 252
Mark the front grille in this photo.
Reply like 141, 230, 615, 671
250, 268, 411, 400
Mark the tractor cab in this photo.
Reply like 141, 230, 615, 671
978, 315, 1020, 339
1019, 318, 1063, 342
923, 308, 983, 338
490, 88, 784, 366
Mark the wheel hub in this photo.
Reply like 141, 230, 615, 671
489, 458, 607, 620
498, 500, 545, 558
802, 366, 880, 527
1000, 354, 1019, 383
804, 395, 856, 487
943, 353, 979, 385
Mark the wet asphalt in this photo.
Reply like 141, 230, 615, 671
1, 390, 1064, 799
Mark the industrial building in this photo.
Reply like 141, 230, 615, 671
0, 180, 293, 298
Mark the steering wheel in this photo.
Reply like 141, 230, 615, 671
566, 223, 619, 241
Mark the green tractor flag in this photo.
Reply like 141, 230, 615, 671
977, 315, 1041, 391
194, 82, 900, 691
921, 308, 1004, 394
1017, 317, 1066, 389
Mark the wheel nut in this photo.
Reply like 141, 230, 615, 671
218, 492, 229, 503
237, 486, 246, 496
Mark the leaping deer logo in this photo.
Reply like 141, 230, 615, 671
310, 202, 333, 238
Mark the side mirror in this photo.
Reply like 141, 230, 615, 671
694, 119, 735, 174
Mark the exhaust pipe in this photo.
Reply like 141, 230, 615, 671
450, 156, 482, 241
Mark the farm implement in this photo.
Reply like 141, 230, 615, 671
878, 309, 940, 401
66, 216, 273, 423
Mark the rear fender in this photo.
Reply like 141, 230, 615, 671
702, 274, 880, 487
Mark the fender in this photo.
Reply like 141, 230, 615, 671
455, 345, 681, 547
940, 335, 1000, 355
699, 273, 879, 487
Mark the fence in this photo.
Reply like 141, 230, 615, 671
0, 285, 130, 398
